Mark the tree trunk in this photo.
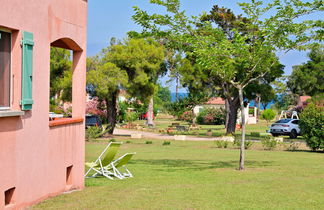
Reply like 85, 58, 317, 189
176, 76, 179, 101
147, 97, 154, 126
106, 91, 118, 134
225, 97, 240, 134
256, 93, 261, 121
238, 86, 246, 170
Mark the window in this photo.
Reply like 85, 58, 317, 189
0, 30, 11, 109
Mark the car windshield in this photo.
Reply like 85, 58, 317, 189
275, 119, 292, 124
86, 116, 98, 124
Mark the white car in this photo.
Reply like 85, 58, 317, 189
270, 119, 300, 139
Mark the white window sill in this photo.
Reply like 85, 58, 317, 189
0, 110, 25, 118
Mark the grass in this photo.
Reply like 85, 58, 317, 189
33, 138, 323, 209
127, 117, 305, 141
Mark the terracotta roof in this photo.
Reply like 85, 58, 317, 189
298, 96, 311, 106
205, 97, 225, 105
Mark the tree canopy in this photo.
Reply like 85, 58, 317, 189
287, 47, 324, 96
132, 0, 323, 170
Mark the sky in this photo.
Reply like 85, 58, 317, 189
87, 0, 318, 92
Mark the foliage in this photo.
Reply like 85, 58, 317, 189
167, 95, 207, 118
108, 38, 166, 103
145, 141, 153, 144
125, 112, 139, 124
162, 141, 171, 146
261, 136, 278, 150
179, 111, 195, 123
154, 84, 172, 113
233, 138, 254, 150
215, 140, 229, 149
86, 97, 107, 119
261, 109, 277, 124
299, 103, 324, 151
272, 77, 299, 111
196, 108, 226, 125
132, 0, 323, 169
85, 126, 102, 141
287, 47, 324, 96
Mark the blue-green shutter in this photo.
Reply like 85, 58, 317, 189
20, 31, 34, 110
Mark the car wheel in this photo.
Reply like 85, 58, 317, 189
290, 129, 297, 139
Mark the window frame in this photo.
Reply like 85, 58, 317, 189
0, 28, 12, 111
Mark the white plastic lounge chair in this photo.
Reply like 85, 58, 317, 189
105, 153, 136, 179
85, 142, 122, 179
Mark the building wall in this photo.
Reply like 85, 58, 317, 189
0, 0, 87, 209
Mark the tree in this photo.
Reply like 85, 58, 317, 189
133, 0, 323, 170
261, 109, 276, 125
87, 62, 128, 134
287, 47, 324, 96
154, 84, 172, 113
108, 38, 166, 126
299, 103, 324, 151
50, 47, 72, 104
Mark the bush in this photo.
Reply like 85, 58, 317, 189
233, 138, 254, 150
86, 126, 102, 140
125, 112, 139, 124
162, 141, 171, 146
299, 103, 324, 151
179, 111, 195, 123
145, 141, 153, 144
215, 140, 228, 148
261, 109, 276, 124
197, 108, 225, 125
109, 138, 116, 142
125, 140, 132, 144
261, 136, 277, 150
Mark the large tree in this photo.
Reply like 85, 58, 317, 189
287, 47, 324, 96
108, 38, 166, 126
87, 62, 128, 134
133, 0, 323, 170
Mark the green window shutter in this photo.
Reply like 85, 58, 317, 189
20, 31, 34, 110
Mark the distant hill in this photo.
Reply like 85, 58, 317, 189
171, 92, 188, 102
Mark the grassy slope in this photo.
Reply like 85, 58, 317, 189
33, 139, 323, 209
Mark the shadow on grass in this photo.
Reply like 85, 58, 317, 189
133, 159, 275, 171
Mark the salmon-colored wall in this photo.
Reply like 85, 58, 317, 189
0, 0, 87, 209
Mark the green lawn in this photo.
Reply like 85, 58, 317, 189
33, 138, 323, 209
129, 117, 305, 141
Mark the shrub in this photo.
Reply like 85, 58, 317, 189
197, 108, 225, 125
125, 112, 139, 124
299, 103, 324, 151
215, 140, 229, 148
86, 126, 102, 140
162, 141, 171, 146
233, 138, 254, 150
125, 140, 132, 144
179, 111, 195, 123
261, 136, 277, 150
109, 138, 116, 142
145, 141, 153, 144
261, 109, 276, 125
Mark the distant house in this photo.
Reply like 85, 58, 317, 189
0, 0, 87, 209
193, 97, 225, 115
297, 96, 312, 107
194, 97, 257, 125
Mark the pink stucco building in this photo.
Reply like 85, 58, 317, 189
0, 0, 87, 209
